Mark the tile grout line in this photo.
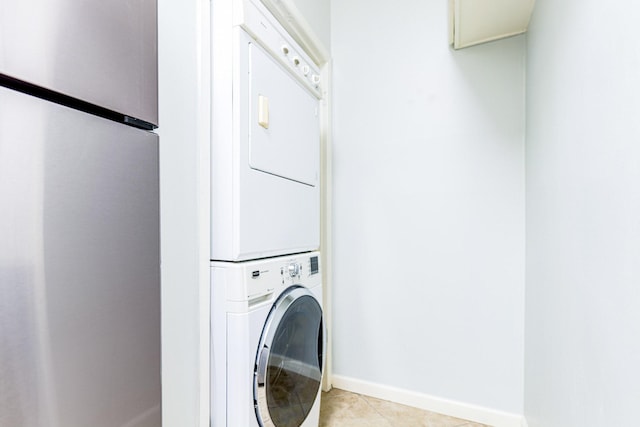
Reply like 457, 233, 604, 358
358, 393, 394, 427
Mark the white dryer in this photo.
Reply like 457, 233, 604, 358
211, 0, 323, 261
211, 252, 325, 427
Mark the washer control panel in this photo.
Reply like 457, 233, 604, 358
217, 252, 322, 304
279, 255, 319, 281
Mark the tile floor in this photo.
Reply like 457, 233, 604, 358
319, 388, 489, 427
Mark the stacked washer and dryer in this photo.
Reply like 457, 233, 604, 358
210, 1, 325, 426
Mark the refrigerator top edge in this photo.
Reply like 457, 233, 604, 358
0, 0, 158, 126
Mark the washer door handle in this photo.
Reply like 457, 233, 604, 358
256, 345, 270, 386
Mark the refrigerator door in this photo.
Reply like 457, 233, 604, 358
0, 0, 158, 126
0, 87, 161, 427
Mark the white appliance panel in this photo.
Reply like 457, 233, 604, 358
211, 2, 321, 261
236, 162, 320, 261
210, 252, 323, 427
248, 42, 319, 187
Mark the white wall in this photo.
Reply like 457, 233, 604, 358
331, 0, 526, 415
525, 0, 640, 426
290, 0, 331, 51
158, 0, 210, 425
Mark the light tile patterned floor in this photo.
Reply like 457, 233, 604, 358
319, 388, 490, 427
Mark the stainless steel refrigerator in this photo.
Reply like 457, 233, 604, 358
0, 1, 161, 426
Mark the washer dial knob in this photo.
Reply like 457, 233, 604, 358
287, 263, 300, 277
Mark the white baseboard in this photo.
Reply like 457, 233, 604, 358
330, 375, 528, 427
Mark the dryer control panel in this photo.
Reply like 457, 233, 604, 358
239, 0, 321, 97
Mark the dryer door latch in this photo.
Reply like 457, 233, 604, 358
258, 95, 269, 129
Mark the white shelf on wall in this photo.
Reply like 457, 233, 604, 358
449, 0, 535, 49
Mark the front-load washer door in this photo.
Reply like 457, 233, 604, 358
254, 287, 324, 427
248, 42, 320, 187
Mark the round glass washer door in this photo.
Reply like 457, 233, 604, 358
254, 286, 324, 427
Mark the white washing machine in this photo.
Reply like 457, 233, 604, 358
211, 252, 325, 427
211, 0, 323, 261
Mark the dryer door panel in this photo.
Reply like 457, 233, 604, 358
248, 42, 320, 187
